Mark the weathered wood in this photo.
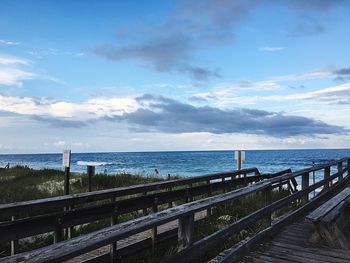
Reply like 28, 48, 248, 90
64, 167, 70, 195
110, 197, 118, 263
1, 181, 270, 263
1, 160, 342, 222
10, 216, 18, 256
207, 179, 212, 217
1, 159, 348, 263
151, 197, 158, 252
290, 177, 298, 192
87, 165, 95, 192
324, 166, 331, 190
178, 214, 194, 251
0, 167, 261, 220
167, 174, 173, 208
306, 188, 350, 249
306, 187, 350, 222
54, 216, 63, 243
209, 175, 350, 263
314, 220, 350, 249
338, 161, 343, 182
301, 172, 310, 203
263, 186, 272, 227
0, 178, 261, 243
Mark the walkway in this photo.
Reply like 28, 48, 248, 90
241, 220, 350, 263
67, 210, 208, 262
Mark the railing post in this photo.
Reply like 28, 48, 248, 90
338, 161, 343, 182
10, 216, 18, 255
262, 185, 272, 227
186, 183, 193, 202
324, 166, 330, 190
64, 166, 70, 195
64, 205, 73, 240
87, 165, 95, 192
142, 190, 148, 215
178, 214, 194, 251
243, 173, 247, 186
151, 196, 158, 252
110, 197, 118, 263
254, 169, 260, 177
230, 175, 235, 191
206, 179, 212, 217
167, 174, 172, 208
54, 217, 63, 243
301, 173, 309, 203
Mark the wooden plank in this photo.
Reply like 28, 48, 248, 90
0, 179, 254, 243
301, 172, 310, 203
210, 174, 350, 263
0, 168, 260, 219
1, 159, 348, 262
306, 187, 350, 222
0, 181, 270, 263
271, 240, 350, 260
324, 166, 331, 190
177, 214, 194, 251
1, 157, 343, 220
268, 244, 350, 263
166, 169, 347, 263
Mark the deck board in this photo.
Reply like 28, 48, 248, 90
65, 210, 207, 262
241, 220, 350, 263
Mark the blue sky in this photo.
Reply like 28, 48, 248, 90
1, 0, 350, 153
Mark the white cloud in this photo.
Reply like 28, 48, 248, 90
0, 54, 34, 86
259, 46, 284, 52
0, 93, 138, 120
256, 83, 350, 104
0, 68, 36, 86
53, 140, 66, 147
0, 39, 20, 46
27, 49, 85, 58
0, 54, 67, 87
191, 69, 337, 106
270, 69, 332, 82
0, 54, 28, 65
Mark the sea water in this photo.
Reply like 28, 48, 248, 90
0, 149, 349, 177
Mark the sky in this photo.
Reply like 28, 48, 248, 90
0, 0, 350, 153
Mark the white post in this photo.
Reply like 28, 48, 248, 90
234, 150, 245, 172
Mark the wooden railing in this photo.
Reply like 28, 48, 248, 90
0, 167, 271, 257
2, 158, 348, 263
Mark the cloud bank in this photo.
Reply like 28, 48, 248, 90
0, 92, 346, 138
117, 94, 347, 137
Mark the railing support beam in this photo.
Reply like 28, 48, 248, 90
324, 166, 331, 190
10, 216, 18, 255
338, 161, 343, 183
301, 172, 310, 203
110, 198, 118, 263
178, 214, 194, 251
263, 186, 272, 227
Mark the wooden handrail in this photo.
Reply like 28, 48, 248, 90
167, 167, 349, 262
0, 181, 271, 262
1, 157, 349, 262
0, 167, 260, 219
0, 175, 265, 243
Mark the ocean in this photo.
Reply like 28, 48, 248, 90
0, 149, 349, 177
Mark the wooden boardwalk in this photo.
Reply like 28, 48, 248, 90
67, 210, 207, 262
241, 220, 350, 263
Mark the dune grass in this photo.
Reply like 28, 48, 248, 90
0, 165, 165, 204
0, 166, 292, 262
